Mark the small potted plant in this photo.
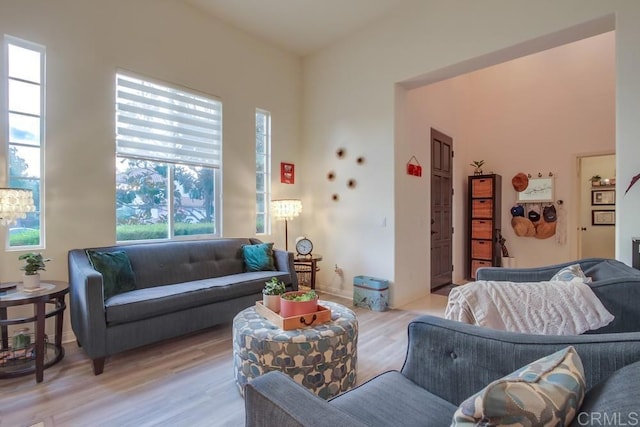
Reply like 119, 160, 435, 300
470, 160, 485, 175
280, 289, 318, 318
263, 277, 286, 313
590, 175, 602, 186
18, 252, 50, 290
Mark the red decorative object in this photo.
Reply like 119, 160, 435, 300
406, 156, 422, 177
279, 291, 318, 318
625, 173, 640, 195
281, 162, 295, 184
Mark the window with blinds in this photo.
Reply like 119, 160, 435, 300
115, 72, 221, 241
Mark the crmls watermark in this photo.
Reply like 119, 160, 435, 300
576, 412, 640, 426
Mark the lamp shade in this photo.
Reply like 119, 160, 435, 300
271, 199, 302, 221
0, 188, 36, 226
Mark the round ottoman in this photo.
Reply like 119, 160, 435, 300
233, 300, 358, 399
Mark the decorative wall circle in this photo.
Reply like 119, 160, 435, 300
347, 179, 356, 189
332, 194, 339, 201
356, 156, 365, 165
336, 148, 346, 159
327, 171, 336, 181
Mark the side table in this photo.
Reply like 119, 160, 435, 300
0, 280, 69, 383
294, 254, 322, 289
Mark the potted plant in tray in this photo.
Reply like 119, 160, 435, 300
263, 277, 286, 313
280, 289, 318, 318
19, 252, 50, 290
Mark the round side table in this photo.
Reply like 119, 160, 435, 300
0, 280, 69, 383
233, 300, 358, 399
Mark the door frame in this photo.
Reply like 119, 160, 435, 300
575, 151, 616, 259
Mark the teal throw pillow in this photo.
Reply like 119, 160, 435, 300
242, 243, 276, 272
86, 250, 137, 300
551, 264, 592, 283
452, 346, 585, 426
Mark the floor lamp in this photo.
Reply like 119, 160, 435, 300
271, 199, 302, 251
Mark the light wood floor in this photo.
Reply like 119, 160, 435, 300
0, 292, 447, 427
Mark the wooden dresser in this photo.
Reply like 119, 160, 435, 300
468, 174, 502, 279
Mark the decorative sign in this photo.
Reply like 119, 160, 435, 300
406, 155, 422, 177
281, 162, 295, 184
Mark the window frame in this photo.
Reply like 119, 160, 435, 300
3, 35, 46, 250
255, 109, 271, 235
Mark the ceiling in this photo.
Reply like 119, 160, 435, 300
183, 0, 411, 56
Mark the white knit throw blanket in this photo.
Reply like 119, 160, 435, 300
445, 279, 614, 335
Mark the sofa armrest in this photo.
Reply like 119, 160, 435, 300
476, 258, 610, 282
245, 371, 367, 427
67, 249, 108, 358
400, 315, 640, 406
273, 249, 298, 290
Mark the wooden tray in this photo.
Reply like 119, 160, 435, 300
255, 301, 331, 330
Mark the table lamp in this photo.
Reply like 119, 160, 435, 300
271, 199, 302, 251
0, 188, 36, 226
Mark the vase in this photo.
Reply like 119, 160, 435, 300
263, 294, 281, 313
23, 273, 40, 290
474, 168, 483, 176
280, 291, 318, 318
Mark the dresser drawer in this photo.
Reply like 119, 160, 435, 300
471, 178, 493, 198
471, 240, 493, 260
471, 219, 493, 239
471, 259, 492, 279
472, 199, 493, 218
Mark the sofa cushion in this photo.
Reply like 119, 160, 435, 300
105, 271, 291, 324
330, 371, 456, 427
452, 346, 585, 426
242, 242, 276, 272
572, 361, 640, 426
86, 250, 137, 300
551, 264, 592, 283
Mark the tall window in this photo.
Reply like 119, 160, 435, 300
255, 109, 271, 234
115, 72, 222, 241
4, 37, 45, 248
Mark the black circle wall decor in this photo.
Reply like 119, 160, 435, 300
332, 194, 339, 201
327, 171, 336, 181
347, 179, 356, 189
336, 148, 346, 159
356, 156, 365, 165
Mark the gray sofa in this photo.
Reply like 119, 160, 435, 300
477, 257, 640, 333
68, 238, 297, 375
245, 315, 640, 426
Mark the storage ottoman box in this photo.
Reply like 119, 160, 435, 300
353, 275, 389, 312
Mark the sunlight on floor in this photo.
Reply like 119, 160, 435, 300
397, 292, 448, 317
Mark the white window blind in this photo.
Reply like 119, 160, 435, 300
116, 73, 222, 168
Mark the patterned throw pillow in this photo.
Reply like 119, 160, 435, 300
452, 346, 585, 427
550, 264, 592, 283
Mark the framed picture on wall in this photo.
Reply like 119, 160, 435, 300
592, 189, 615, 205
281, 162, 295, 184
516, 177, 554, 203
592, 210, 615, 226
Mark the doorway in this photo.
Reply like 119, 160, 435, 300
578, 154, 616, 259
430, 128, 453, 290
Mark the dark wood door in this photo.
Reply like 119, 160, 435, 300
430, 128, 453, 290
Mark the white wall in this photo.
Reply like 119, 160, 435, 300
303, 1, 640, 307
0, 0, 301, 339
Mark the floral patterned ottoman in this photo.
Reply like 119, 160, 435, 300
233, 300, 358, 399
